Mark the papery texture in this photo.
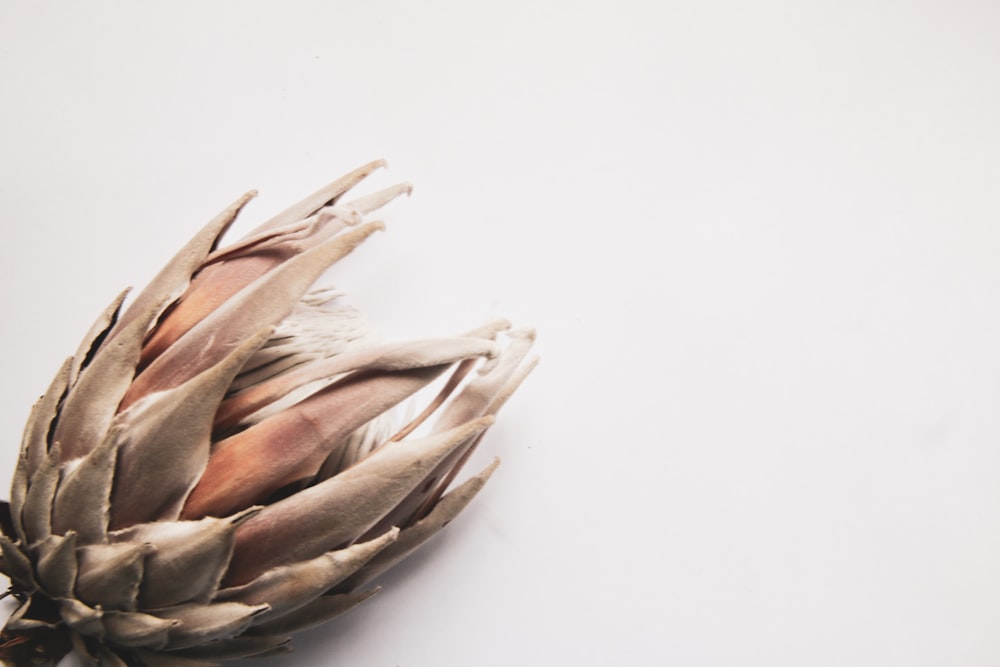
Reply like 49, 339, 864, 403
0, 162, 535, 666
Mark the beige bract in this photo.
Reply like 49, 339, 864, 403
0, 161, 536, 666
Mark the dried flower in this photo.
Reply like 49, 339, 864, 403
0, 161, 536, 666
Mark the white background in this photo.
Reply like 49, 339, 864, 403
2, 2, 1000, 665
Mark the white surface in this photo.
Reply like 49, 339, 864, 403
2, 1, 1000, 665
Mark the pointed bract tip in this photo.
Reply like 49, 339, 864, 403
474, 414, 497, 431
482, 456, 501, 477
511, 327, 537, 341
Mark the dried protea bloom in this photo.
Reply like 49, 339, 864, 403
0, 161, 536, 666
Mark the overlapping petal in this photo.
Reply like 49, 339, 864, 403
0, 163, 536, 667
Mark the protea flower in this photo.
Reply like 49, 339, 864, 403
0, 161, 536, 666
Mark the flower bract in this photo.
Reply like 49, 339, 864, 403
0, 161, 536, 666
